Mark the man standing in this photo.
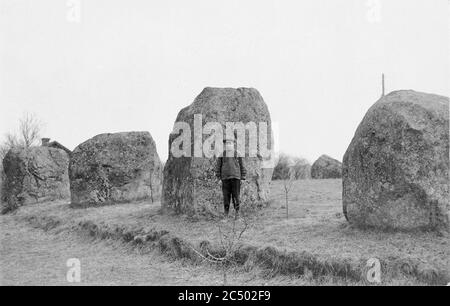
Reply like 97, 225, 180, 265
215, 137, 246, 217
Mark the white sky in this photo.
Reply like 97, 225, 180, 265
1, 0, 449, 162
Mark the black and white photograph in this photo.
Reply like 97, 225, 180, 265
0, 0, 449, 291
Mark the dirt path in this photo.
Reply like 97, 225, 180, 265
0, 214, 305, 286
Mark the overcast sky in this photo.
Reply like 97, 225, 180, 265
1, 0, 449, 162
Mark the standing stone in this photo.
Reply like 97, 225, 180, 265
162, 87, 273, 216
343, 90, 449, 231
2, 146, 70, 211
311, 155, 342, 179
69, 132, 162, 207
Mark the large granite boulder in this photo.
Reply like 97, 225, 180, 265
343, 90, 450, 231
162, 87, 274, 216
2, 146, 70, 211
311, 155, 342, 179
69, 132, 162, 207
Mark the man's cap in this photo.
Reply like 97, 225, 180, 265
223, 134, 236, 143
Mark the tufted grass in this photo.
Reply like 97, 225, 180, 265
3, 179, 449, 285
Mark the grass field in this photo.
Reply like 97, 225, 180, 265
1, 179, 449, 285
0, 212, 327, 285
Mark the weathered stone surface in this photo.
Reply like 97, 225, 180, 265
69, 132, 162, 206
162, 87, 273, 216
311, 155, 342, 179
343, 90, 450, 231
2, 146, 70, 211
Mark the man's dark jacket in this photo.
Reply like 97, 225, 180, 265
215, 151, 247, 180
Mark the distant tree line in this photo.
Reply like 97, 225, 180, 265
272, 153, 311, 180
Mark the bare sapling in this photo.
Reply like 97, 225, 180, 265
190, 208, 251, 285
282, 166, 295, 219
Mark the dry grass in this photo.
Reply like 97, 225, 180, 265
3, 179, 449, 285
1, 211, 356, 286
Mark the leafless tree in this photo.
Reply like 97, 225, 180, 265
273, 152, 311, 180
0, 113, 42, 161
19, 112, 42, 148
282, 165, 295, 219
0, 113, 43, 204
0, 134, 17, 161
191, 212, 251, 285
272, 153, 291, 180
283, 168, 294, 219
291, 157, 311, 180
